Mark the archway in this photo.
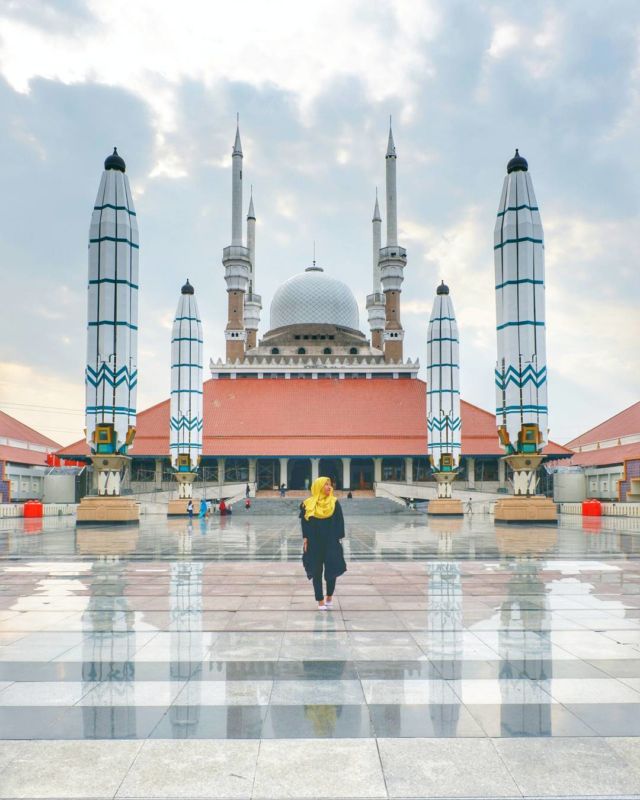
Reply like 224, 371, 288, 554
350, 458, 374, 490
256, 458, 279, 490
319, 458, 342, 489
288, 458, 311, 490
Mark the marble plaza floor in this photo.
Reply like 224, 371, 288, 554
1, 511, 640, 799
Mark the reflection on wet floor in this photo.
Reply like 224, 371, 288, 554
1, 514, 640, 744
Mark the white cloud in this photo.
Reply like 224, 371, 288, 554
0, 0, 440, 175
0, 362, 84, 445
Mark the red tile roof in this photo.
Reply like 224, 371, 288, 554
0, 411, 60, 449
0, 445, 54, 467
551, 442, 640, 468
566, 401, 640, 449
0, 411, 61, 466
58, 377, 571, 459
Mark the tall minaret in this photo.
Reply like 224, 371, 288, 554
379, 122, 407, 362
366, 191, 385, 350
427, 281, 462, 515
244, 190, 262, 350
169, 280, 203, 504
222, 118, 250, 362
84, 147, 139, 498
493, 150, 555, 522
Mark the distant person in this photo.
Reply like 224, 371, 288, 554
219, 499, 227, 516
280, 483, 286, 498
211, 499, 218, 514
304, 477, 310, 490
245, 483, 250, 498
466, 497, 473, 515
346, 490, 353, 499
227, 502, 233, 515
198, 498, 207, 519
301, 476, 347, 611
245, 497, 251, 511
186, 499, 193, 519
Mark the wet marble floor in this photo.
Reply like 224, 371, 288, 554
1, 512, 640, 798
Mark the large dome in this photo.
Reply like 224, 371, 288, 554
269, 267, 360, 331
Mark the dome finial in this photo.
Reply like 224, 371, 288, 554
507, 148, 528, 174
104, 147, 126, 172
437, 280, 449, 295
306, 240, 323, 271
181, 278, 194, 295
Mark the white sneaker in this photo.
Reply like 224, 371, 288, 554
317, 604, 328, 611
324, 599, 333, 608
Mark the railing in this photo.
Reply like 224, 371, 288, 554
0, 503, 77, 518
560, 502, 640, 517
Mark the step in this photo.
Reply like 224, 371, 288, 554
241, 497, 408, 516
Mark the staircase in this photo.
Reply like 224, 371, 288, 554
244, 496, 408, 516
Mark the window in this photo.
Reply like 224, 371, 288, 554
131, 459, 156, 482
349, 347, 358, 355
297, 347, 306, 354
225, 458, 249, 482
323, 347, 332, 354
271, 348, 280, 354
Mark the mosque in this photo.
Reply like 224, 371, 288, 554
59, 123, 571, 499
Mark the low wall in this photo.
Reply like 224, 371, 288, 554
560, 502, 640, 517
0, 503, 77, 518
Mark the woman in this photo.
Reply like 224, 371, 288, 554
301, 476, 347, 611
219, 499, 227, 516
198, 498, 208, 519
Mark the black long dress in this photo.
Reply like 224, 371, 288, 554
300, 501, 347, 581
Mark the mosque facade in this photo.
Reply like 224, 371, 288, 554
59, 123, 572, 496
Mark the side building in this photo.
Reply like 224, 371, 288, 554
551, 401, 640, 502
0, 411, 61, 502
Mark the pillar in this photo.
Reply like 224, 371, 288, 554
311, 458, 320, 483
279, 457, 288, 487
467, 457, 475, 490
155, 458, 163, 485
248, 457, 256, 485
217, 457, 225, 486
405, 457, 413, 484
341, 457, 351, 491
498, 457, 506, 489
374, 457, 382, 483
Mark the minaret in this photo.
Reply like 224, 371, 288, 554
222, 118, 250, 362
379, 121, 407, 362
243, 190, 262, 350
83, 147, 139, 502
168, 280, 203, 509
493, 150, 555, 522
427, 281, 463, 515
366, 191, 385, 351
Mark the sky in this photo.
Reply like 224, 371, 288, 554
0, 0, 638, 448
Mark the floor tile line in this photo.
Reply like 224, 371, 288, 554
110, 738, 146, 799
373, 735, 391, 799
487, 735, 525, 799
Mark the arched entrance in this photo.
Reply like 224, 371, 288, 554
319, 458, 342, 489
256, 458, 279, 490
288, 458, 311, 490
350, 458, 374, 490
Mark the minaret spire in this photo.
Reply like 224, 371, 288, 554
379, 120, 406, 362
385, 117, 398, 246
372, 189, 382, 290
231, 114, 243, 246
243, 186, 262, 350
366, 188, 386, 351
223, 117, 251, 362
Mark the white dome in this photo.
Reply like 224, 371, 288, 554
269, 267, 360, 331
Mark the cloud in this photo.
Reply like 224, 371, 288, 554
0, 0, 639, 447
0, 362, 84, 445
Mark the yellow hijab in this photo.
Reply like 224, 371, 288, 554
303, 476, 337, 521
